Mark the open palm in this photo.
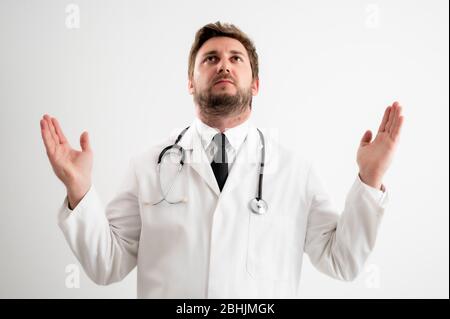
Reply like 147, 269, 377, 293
357, 102, 404, 188
40, 114, 93, 189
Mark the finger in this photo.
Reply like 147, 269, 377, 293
80, 131, 91, 152
385, 102, 397, 133
40, 118, 55, 154
391, 110, 404, 141
51, 117, 68, 145
378, 106, 391, 133
44, 114, 60, 145
360, 130, 372, 147
388, 103, 399, 134
390, 105, 402, 138
43, 114, 57, 146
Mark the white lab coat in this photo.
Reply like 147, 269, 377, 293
57, 121, 388, 298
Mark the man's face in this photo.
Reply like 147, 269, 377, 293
188, 36, 259, 117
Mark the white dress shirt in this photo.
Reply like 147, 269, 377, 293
194, 116, 250, 172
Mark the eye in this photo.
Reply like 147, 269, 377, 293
204, 56, 217, 63
232, 56, 243, 62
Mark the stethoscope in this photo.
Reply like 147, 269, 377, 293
153, 126, 268, 215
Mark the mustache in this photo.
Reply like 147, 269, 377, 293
212, 75, 235, 84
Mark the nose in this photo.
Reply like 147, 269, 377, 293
218, 59, 231, 74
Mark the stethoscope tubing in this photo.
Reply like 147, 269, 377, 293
153, 126, 268, 214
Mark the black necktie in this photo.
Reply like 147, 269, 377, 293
210, 133, 228, 191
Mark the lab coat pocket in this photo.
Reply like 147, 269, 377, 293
246, 212, 298, 282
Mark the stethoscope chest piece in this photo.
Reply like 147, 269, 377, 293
249, 198, 268, 215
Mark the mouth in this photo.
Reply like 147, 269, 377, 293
214, 80, 234, 86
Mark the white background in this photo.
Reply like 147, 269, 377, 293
0, 0, 448, 298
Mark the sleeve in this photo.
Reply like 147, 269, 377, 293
303, 163, 388, 281
358, 173, 388, 205
57, 159, 142, 285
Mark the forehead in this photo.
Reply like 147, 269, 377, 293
197, 36, 248, 58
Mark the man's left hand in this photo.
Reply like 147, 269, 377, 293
357, 101, 404, 190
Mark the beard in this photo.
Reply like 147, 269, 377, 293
194, 84, 253, 118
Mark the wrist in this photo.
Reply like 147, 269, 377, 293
358, 172, 383, 190
66, 182, 91, 209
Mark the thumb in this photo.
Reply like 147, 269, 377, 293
80, 131, 91, 152
360, 130, 372, 147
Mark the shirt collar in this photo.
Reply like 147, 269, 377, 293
194, 116, 251, 152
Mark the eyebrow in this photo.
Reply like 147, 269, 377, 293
201, 50, 245, 58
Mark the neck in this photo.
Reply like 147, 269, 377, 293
196, 106, 251, 133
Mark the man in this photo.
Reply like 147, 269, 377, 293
40, 22, 404, 298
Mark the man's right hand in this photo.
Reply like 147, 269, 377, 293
40, 114, 93, 209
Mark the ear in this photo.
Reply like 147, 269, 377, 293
188, 77, 194, 95
251, 78, 259, 96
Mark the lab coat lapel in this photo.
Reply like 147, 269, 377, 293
178, 125, 220, 196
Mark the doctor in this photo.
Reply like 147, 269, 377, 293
40, 22, 404, 298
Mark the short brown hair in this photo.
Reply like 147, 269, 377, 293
188, 21, 259, 80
